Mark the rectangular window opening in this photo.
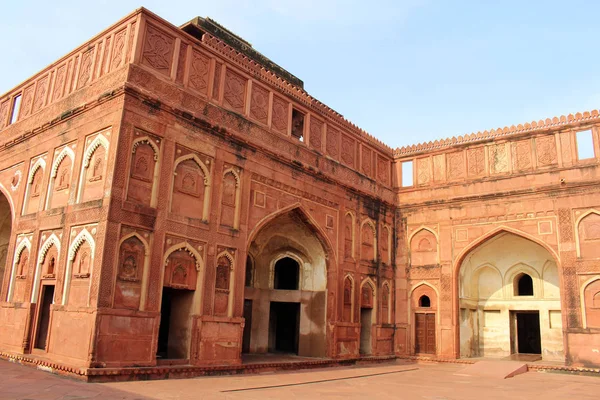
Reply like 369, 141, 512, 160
401, 161, 413, 187
9, 94, 22, 125
291, 108, 305, 142
576, 130, 595, 160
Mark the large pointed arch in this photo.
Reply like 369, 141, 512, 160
452, 226, 561, 359
247, 203, 337, 265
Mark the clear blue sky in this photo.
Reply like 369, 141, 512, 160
1, 0, 599, 149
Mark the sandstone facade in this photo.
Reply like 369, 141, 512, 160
0, 8, 598, 375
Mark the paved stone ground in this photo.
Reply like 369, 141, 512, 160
2, 359, 600, 399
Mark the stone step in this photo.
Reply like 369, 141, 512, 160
454, 360, 528, 379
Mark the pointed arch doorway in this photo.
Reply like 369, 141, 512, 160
243, 207, 331, 358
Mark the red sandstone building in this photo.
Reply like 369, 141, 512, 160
0, 8, 599, 379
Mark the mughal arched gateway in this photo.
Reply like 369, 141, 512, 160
0, 8, 599, 378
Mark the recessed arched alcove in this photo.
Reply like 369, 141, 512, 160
419, 295, 431, 308
243, 208, 329, 358
458, 232, 563, 361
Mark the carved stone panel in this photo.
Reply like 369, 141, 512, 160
513, 140, 532, 171
309, 117, 323, 151
271, 96, 288, 134
141, 25, 175, 75
77, 49, 94, 89
417, 157, 431, 185
111, 29, 127, 71
341, 135, 355, 168
447, 152, 464, 180
249, 84, 269, 125
489, 143, 509, 174
223, 69, 247, 113
188, 50, 210, 95
560, 132, 573, 165
433, 154, 446, 182
467, 147, 485, 177
377, 155, 390, 185
32, 75, 49, 113
536, 135, 558, 166
326, 127, 339, 159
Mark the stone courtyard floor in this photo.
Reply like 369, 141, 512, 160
2, 359, 600, 400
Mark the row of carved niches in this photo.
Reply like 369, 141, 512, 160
342, 275, 393, 324
404, 129, 598, 188
138, 20, 392, 187
21, 129, 110, 215
343, 213, 392, 265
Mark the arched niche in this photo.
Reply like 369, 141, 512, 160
410, 227, 438, 266
23, 158, 46, 215
577, 210, 600, 259
342, 274, 355, 322
380, 225, 392, 265
360, 219, 376, 262
381, 281, 392, 324
0, 190, 13, 296
114, 233, 148, 310
170, 153, 211, 222
46, 146, 74, 210
77, 133, 109, 203
63, 229, 95, 307
582, 278, 600, 329
343, 211, 355, 260
457, 231, 563, 361
244, 206, 330, 357
7, 236, 31, 302
127, 136, 160, 207
219, 168, 241, 229
214, 251, 235, 317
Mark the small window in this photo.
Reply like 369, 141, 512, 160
576, 130, 595, 160
9, 94, 22, 124
401, 161, 413, 187
515, 273, 534, 296
291, 109, 305, 142
274, 257, 299, 290
419, 295, 431, 308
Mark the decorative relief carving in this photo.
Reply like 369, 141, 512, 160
249, 84, 269, 125
433, 154, 446, 181
111, 29, 127, 70
558, 208, 574, 242
77, 49, 94, 89
251, 173, 337, 208
223, 69, 246, 113
514, 140, 532, 170
271, 96, 288, 133
467, 147, 485, 176
560, 132, 573, 165
447, 152, 464, 180
341, 135, 355, 167
310, 118, 323, 151
0, 100, 9, 129
417, 157, 431, 185
118, 236, 144, 282
489, 143, 508, 174
52, 65, 67, 102
326, 127, 339, 158
142, 25, 174, 73
377, 156, 389, 184
344, 213, 353, 260
189, 50, 210, 94
361, 146, 372, 176
536, 135, 557, 166
20, 85, 35, 119
32, 76, 49, 112
361, 283, 374, 308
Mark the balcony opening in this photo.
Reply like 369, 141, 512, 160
291, 109, 305, 142
9, 94, 22, 124
402, 161, 413, 187
576, 130, 595, 160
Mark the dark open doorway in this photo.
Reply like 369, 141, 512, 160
242, 299, 253, 353
515, 311, 541, 354
157, 287, 194, 360
273, 257, 299, 290
360, 308, 372, 355
34, 285, 54, 350
269, 302, 299, 354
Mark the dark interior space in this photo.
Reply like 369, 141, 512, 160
34, 285, 55, 350
516, 311, 541, 354
274, 257, 299, 290
269, 301, 300, 354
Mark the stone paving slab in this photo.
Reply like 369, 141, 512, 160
2, 358, 600, 399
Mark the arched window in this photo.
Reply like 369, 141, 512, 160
419, 295, 431, 308
274, 257, 299, 290
515, 273, 534, 296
